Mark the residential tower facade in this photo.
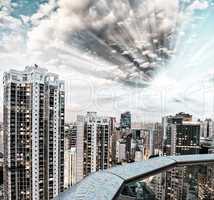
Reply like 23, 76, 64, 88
3, 66, 65, 200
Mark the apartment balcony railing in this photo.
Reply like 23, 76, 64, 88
56, 154, 214, 200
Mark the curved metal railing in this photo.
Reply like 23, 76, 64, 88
56, 154, 214, 200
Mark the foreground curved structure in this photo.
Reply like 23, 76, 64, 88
56, 154, 214, 200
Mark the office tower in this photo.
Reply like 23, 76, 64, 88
148, 129, 154, 156
173, 122, 200, 155
110, 127, 121, 166
164, 122, 200, 156
75, 112, 111, 182
162, 113, 200, 156
162, 113, 201, 200
153, 123, 163, 155
120, 111, 131, 129
132, 129, 141, 140
109, 117, 116, 166
110, 117, 116, 133
3, 66, 65, 200
125, 133, 133, 162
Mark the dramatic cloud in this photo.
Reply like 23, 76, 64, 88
0, 0, 214, 121
27, 0, 183, 84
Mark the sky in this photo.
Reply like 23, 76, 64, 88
0, 0, 214, 122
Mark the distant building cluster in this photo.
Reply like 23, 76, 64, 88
1, 66, 214, 199
148, 113, 214, 200
63, 111, 214, 200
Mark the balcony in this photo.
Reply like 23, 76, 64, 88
56, 154, 214, 200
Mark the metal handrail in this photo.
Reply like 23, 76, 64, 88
56, 154, 214, 200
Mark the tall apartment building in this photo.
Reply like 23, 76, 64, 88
3, 66, 65, 200
64, 123, 77, 188
75, 112, 111, 183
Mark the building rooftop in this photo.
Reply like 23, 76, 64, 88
3, 65, 64, 88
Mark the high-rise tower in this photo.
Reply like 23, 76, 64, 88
3, 66, 65, 200
120, 111, 131, 130
75, 112, 111, 183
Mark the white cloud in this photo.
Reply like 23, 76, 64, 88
0, 14, 22, 30
0, 0, 13, 15
189, 0, 209, 10
30, 0, 57, 25
26, 0, 183, 84
0, 0, 22, 31
0, 33, 25, 52
0, 0, 213, 122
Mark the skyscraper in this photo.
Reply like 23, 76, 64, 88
163, 115, 200, 156
120, 111, 131, 130
75, 112, 111, 183
162, 113, 201, 200
64, 123, 77, 188
3, 66, 65, 200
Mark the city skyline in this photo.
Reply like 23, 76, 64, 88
1, 0, 214, 122
1, 1, 214, 200
1, 65, 214, 200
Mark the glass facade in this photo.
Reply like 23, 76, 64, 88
120, 112, 131, 130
